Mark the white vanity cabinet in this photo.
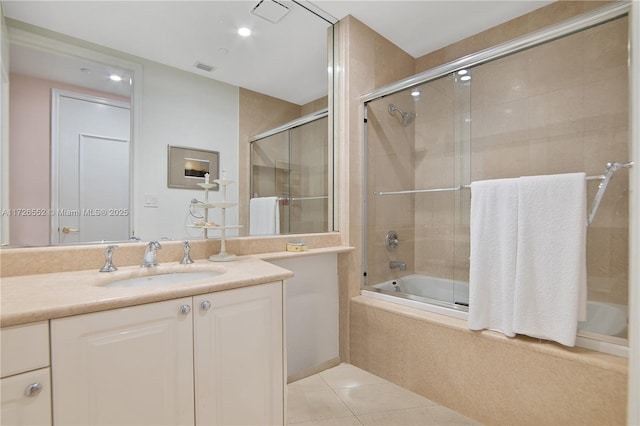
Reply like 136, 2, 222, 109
51, 297, 195, 425
0, 321, 52, 426
193, 281, 284, 425
50, 281, 284, 426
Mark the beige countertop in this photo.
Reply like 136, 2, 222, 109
256, 245, 353, 261
0, 256, 293, 327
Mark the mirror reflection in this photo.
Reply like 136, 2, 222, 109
9, 41, 133, 246
250, 110, 329, 235
0, 1, 335, 248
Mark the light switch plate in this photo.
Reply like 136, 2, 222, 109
144, 193, 159, 208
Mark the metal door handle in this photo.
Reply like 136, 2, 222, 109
62, 227, 80, 234
24, 383, 42, 397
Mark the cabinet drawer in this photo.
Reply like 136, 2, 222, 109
1, 367, 52, 426
1, 321, 50, 378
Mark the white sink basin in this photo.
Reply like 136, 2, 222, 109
103, 271, 221, 288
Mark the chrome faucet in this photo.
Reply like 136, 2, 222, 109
142, 241, 162, 267
180, 240, 194, 264
389, 261, 407, 271
99, 245, 118, 272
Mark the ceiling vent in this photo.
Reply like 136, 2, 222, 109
194, 62, 216, 72
251, 0, 290, 24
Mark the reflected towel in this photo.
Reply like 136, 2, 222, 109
468, 178, 519, 337
249, 197, 280, 235
512, 173, 587, 347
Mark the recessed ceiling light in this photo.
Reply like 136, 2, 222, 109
457, 69, 468, 75
411, 90, 421, 97
238, 27, 251, 37
460, 75, 471, 81
109, 74, 122, 82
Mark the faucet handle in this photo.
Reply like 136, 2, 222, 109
100, 245, 118, 272
142, 241, 162, 267
180, 241, 194, 264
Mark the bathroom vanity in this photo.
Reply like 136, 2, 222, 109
0, 256, 292, 426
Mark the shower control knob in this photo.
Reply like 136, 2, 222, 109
385, 231, 400, 252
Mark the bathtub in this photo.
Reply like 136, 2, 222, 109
362, 274, 629, 357
578, 300, 628, 336
365, 274, 470, 320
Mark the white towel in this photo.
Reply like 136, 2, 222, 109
249, 197, 280, 235
468, 178, 519, 337
512, 173, 587, 347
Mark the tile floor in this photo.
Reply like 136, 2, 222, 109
287, 363, 481, 425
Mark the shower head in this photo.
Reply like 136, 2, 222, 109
388, 104, 417, 126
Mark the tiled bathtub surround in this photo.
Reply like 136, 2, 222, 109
350, 296, 627, 426
336, 1, 629, 424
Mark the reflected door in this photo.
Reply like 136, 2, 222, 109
51, 90, 130, 244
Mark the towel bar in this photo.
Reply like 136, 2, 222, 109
373, 161, 634, 225
588, 161, 634, 225
276, 195, 328, 201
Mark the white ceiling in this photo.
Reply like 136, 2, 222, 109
2, 0, 553, 105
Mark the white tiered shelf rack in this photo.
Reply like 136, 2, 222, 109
190, 173, 240, 262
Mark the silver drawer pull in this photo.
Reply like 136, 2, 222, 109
179, 304, 191, 315
24, 383, 42, 397
200, 300, 212, 311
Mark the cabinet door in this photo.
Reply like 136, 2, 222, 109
0, 367, 51, 426
194, 282, 284, 426
51, 298, 194, 426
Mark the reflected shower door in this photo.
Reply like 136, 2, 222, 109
250, 114, 329, 235
250, 131, 289, 234
289, 116, 329, 233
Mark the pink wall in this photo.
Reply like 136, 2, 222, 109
8, 73, 129, 246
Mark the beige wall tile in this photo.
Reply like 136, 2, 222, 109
527, 1, 589, 31
350, 297, 627, 426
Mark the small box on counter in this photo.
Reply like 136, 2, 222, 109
286, 242, 308, 252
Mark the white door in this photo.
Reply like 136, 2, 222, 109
51, 298, 195, 426
194, 282, 284, 425
52, 89, 130, 244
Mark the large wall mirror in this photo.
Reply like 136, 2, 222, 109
0, 0, 336, 248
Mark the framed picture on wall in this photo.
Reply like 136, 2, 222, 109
167, 145, 220, 190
